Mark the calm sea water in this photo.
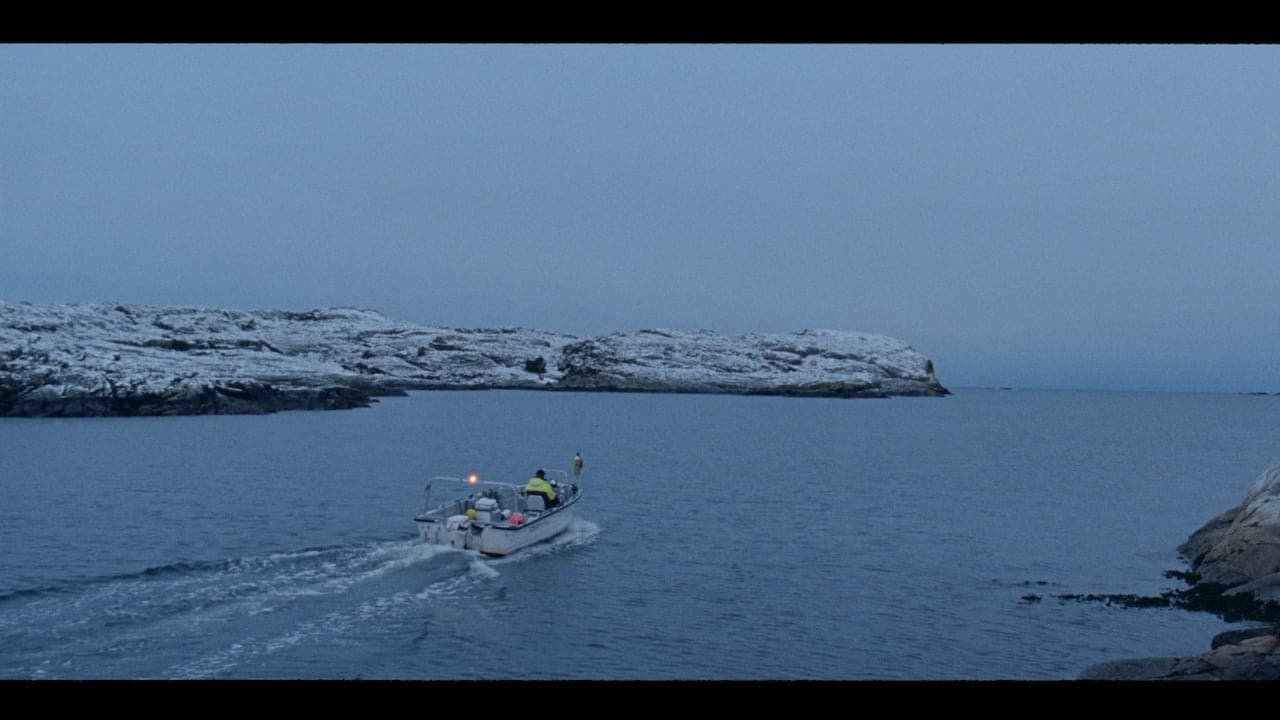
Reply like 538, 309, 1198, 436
2, 388, 1278, 679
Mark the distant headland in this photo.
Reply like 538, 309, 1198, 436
1, 301, 948, 417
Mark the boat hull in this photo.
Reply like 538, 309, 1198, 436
417, 497, 577, 556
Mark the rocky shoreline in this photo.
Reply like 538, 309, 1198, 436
0, 301, 948, 417
1079, 625, 1280, 681
1079, 463, 1280, 680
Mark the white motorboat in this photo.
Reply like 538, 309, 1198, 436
414, 469, 581, 556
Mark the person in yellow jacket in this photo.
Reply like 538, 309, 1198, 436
525, 468, 558, 508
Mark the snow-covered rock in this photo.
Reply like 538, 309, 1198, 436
0, 301, 948, 416
557, 328, 939, 397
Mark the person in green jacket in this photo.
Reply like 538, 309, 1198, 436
525, 468, 558, 508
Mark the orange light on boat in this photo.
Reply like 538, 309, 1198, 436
467, 474, 478, 485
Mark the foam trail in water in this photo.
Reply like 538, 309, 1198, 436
169, 560, 490, 679
470, 559, 500, 578
0, 537, 462, 679
5, 520, 602, 678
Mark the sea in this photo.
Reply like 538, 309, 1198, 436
1, 387, 1277, 680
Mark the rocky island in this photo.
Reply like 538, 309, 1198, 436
0, 301, 948, 417
1079, 463, 1280, 680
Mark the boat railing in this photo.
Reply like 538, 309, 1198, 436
421, 476, 520, 519
421, 469, 580, 519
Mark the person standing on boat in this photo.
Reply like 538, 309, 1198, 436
572, 452, 583, 479
525, 468, 558, 508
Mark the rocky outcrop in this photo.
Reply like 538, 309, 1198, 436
0, 301, 948, 417
1079, 625, 1280, 680
1179, 464, 1280, 605
1079, 463, 1280, 680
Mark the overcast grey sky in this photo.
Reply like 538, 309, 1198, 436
2, 44, 1277, 393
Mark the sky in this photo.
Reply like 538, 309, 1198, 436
2, 44, 1278, 393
